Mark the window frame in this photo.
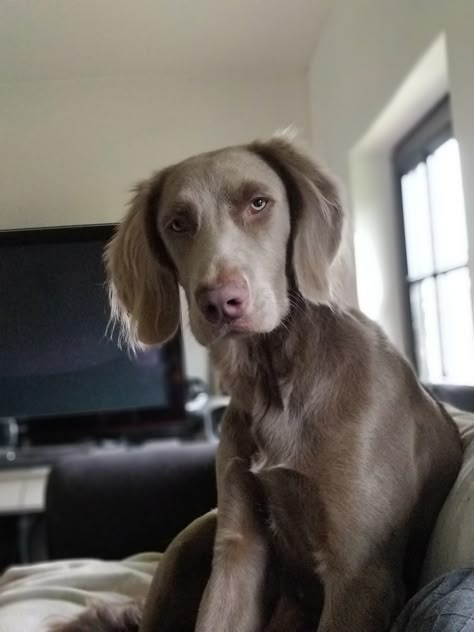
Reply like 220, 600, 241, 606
395, 97, 453, 176
393, 96, 470, 380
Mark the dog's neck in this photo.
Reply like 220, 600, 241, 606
210, 298, 337, 414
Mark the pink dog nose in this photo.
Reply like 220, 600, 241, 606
196, 283, 249, 325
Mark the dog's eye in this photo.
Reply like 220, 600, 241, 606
249, 197, 268, 213
167, 218, 188, 233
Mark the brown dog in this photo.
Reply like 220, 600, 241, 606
56, 135, 463, 632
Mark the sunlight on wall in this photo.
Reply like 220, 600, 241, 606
353, 228, 384, 322
348, 35, 449, 353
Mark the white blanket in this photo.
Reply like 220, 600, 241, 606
0, 553, 159, 632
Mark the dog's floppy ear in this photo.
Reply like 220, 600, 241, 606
250, 136, 343, 303
104, 170, 180, 349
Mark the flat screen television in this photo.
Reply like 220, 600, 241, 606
0, 224, 186, 444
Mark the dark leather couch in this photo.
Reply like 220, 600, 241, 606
46, 441, 217, 560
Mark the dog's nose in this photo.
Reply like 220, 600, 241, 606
196, 283, 249, 324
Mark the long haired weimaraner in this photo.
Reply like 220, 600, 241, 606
51, 135, 462, 632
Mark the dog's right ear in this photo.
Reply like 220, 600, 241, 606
104, 171, 180, 349
250, 135, 343, 304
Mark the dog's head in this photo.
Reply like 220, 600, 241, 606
105, 136, 343, 348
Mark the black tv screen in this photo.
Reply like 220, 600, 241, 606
0, 225, 185, 424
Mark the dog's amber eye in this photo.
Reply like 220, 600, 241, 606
168, 218, 187, 233
249, 197, 268, 213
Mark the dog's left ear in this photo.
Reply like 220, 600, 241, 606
250, 136, 343, 303
104, 169, 180, 349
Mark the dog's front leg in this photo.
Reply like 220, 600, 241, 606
195, 415, 269, 632
318, 560, 404, 632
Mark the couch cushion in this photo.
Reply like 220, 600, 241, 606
419, 405, 474, 586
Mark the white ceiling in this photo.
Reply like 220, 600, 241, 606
0, 0, 332, 83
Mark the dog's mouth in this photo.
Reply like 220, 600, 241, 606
219, 318, 257, 337
207, 313, 282, 344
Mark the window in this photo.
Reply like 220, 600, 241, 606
395, 98, 474, 385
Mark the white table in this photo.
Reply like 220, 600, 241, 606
0, 467, 49, 515
0, 466, 49, 563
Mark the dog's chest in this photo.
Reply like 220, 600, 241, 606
248, 407, 325, 573
251, 454, 325, 581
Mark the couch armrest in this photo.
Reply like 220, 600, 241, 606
45, 441, 217, 560
427, 384, 474, 413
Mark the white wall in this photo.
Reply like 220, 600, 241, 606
0, 72, 309, 382
309, 1, 474, 353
